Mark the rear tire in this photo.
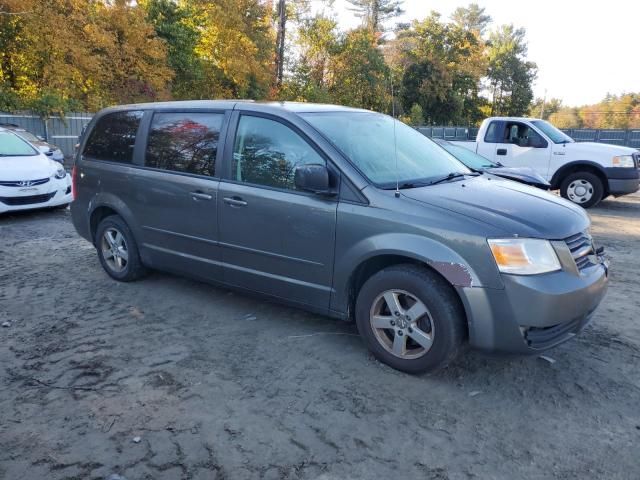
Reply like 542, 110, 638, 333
95, 215, 147, 282
560, 171, 604, 208
355, 264, 466, 374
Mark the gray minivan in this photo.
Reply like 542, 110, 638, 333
71, 101, 609, 373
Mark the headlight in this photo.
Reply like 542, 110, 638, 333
612, 155, 635, 168
53, 167, 67, 179
488, 238, 561, 275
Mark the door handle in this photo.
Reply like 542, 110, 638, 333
191, 191, 213, 201
223, 196, 248, 207
497, 148, 507, 156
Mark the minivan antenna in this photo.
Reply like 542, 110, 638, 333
391, 76, 400, 198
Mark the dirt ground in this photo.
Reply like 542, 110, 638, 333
1, 194, 639, 480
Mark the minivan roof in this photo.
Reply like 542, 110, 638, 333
99, 100, 370, 115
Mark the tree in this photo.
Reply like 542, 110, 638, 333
346, 0, 404, 34
0, 0, 172, 112
329, 28, 390, 111
528, 97, 562, 119
389, 13, 487, 124
486, 24, 537, 116
451, 3, 491, 36
143, 0, 205, 99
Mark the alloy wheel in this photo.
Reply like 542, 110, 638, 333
100, 227, 129, 273
369, 289, 435, 359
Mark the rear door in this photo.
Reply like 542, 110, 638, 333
217, 112, 338, 310
127, 110, 229, 280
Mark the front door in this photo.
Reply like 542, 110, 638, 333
493, 122, 552, 179
130, 111, 226, 280
218, 114, 338, 310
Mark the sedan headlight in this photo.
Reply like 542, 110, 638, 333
612, 155, 635, 168
53, 166, 67, 179
488, 238, 561, 275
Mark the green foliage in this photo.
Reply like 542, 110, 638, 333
486, 24, 537, 116
450, 3, 491, 35
407, 103, 424, 125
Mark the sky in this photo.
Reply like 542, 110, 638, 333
316, 0, 640, 106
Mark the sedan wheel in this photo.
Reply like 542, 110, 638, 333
370, 289, 435, 359
100, 227, 129, 273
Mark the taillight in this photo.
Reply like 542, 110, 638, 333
71, 165, 78, 200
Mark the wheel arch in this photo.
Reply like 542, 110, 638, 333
333, 234, 484, 323
550, 161, 609, 195
88, 193, 142, 246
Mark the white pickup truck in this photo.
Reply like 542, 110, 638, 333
452, 117, 640, 207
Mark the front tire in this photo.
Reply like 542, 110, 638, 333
355, 265, 466, 374
95, 215, 147, 282
560, 171, 604, 208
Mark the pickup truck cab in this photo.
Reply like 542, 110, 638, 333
453, 117, 640, 207
71, 102, 609, 374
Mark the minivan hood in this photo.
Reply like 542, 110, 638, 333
0, 154, 59, 180
563, 141, 637, 158
402, 174, 589, 239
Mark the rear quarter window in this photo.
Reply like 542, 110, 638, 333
483, 121, 503, 143
83, 111, 143, 163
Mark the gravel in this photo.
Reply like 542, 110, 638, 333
1, 195, 639, 480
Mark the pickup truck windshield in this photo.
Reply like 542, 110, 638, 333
301, 112, 470, 188
531, 120, 574, 144
0, 131, 38, 156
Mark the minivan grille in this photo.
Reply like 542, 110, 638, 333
0, 178, 50, 187
0, 192, 56, 206
564, 231, 595, 271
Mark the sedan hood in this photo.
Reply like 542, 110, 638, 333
0, 153, 59, 180
402, 174, 589, 239
486, 166, 550, 189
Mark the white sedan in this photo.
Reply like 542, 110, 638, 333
0, 127, 72, 213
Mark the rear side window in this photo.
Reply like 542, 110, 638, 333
83, 111, 142, 163
145, 112, 223, 177
483, 121, 503, 143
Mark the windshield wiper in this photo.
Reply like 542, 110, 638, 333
429, 172, 469, 185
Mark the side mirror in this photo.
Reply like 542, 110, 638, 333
294, 164, 335, 195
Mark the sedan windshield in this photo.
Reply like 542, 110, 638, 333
0, 131, 38, 156
300, 111, 470, 187
531, 120, 574, 144
437, 141, 497, 169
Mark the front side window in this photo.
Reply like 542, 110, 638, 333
83, 111, 142, 163
232, 115, 325, 190
301, 112, 469, 187
506, 122, 546, 147
145, 112, 223, 177
0, 131, 38, 156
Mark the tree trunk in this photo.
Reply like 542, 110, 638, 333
274, 0, 286, 87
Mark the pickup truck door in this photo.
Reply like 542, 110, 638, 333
493, 122, 552, 179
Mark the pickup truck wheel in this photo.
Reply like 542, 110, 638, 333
96, 215, 147, 282
560, 172, 604, 208
355, 265, 465, 374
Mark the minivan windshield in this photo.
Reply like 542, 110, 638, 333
531, 120, 574, 144
0, 131, 38, 156
301, 112, 471, 188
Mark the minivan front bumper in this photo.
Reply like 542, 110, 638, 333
458, 261, 609, 354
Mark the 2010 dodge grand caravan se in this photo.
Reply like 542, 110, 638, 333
71, 101, 609, 373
